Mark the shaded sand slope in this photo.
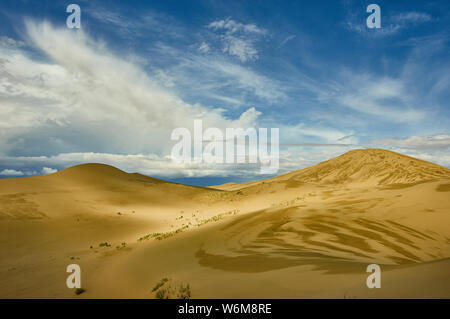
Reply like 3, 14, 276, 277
1, 149, 450, 298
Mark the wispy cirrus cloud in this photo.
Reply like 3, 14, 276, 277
208, 18, 266, 35
314, 72, 426, 123
153, 46, 287, 105
338, 81, 424, 121
208, 18, 267, 62
87, 11, 286, 107
278, 34, 296, 48
392, 12, 432, 24
345, 7, 434, 37
85, 5, 188, 42
198, 41, 210, 53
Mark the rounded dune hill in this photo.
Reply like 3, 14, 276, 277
216, 149, 450, 190
45, 163, 166, 187
1, 162, 215, 193
286, 148, 450, 185
0, 163, 217, 220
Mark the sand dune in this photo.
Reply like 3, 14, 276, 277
1, 149, 449, 298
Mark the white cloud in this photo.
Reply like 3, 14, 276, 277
0, 169, 24, 176
0, 21, 288, 179
41, 167, 57, 174
0, 20, 261, 159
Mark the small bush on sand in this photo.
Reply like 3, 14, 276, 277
152, 277, 169, 292
177, 284, 191, 299
155, 288, 169, 299
152, 278, 191, 299
115, 243, 124, 249
75, 288, 85, 295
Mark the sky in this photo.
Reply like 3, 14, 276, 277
0, 0, 449, 186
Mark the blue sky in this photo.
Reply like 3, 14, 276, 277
0, 0, 449, 186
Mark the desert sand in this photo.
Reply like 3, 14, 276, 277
0, 148, 449, 298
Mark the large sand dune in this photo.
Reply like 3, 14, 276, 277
1, 149, 449, 298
